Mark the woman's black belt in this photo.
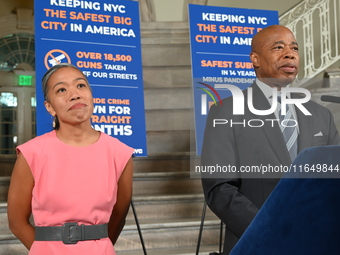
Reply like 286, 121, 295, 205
35, 222, 108, 244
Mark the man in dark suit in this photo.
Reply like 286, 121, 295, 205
201, 25, 339, 254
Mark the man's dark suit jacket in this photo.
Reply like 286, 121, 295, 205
200, 82, 340, 254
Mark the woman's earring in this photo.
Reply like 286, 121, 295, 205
52, 116, 56, 128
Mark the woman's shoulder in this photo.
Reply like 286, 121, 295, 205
18, 131, 55, 150
16, 131, 56, 158
99, 132, 134, 152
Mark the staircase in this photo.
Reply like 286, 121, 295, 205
116, 21, 222, 254
0, 177, 27, 255
115, 156, 220, 254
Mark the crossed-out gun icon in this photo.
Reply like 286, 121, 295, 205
48, 53, 66, 66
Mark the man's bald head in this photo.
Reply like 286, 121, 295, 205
250, 25, 300, 88
251, 25, 296, 53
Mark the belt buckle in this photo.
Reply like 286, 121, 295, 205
62, 222, 82, 244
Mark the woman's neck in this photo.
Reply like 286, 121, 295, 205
55, 124, 100, 147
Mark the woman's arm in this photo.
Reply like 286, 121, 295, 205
108, 157, 133, 245
7, 153, 35, 250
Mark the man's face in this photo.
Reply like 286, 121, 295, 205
250, 27, 300, 88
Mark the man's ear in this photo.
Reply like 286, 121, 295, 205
250, 52, 259, 68
44, 101, 56, 117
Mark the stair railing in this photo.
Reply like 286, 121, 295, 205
280, 0, 340, 79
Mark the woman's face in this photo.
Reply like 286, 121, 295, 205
44, 66, 94, 127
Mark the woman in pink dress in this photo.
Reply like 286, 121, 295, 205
7, 63, 134, 254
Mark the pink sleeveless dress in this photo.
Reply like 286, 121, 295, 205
17, 130, 133, 255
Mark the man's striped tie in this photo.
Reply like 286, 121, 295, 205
278, 95, 298, 161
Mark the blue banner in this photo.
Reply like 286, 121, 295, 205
35, 0, 147, 156
189, 4, 278, 155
